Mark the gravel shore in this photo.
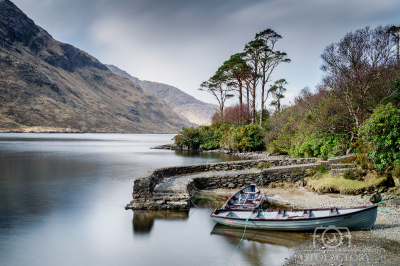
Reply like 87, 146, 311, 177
209, 187, 400, 266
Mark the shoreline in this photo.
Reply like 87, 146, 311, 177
152, 143, 291, 160
205, 187, 400, 265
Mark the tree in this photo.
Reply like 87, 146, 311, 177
243, 38, 264, 124
217, 53, 251, 123
320, 25, 399, 141
255, 29, 291, 125
242, 29, 290, 124
268, 78, 287, 112
387, 25, 400, 62
199, 72, 234, 122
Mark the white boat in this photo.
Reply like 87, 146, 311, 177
210, 206, 377, 231
222, 183, 265, 209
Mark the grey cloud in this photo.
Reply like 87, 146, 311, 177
12, 0, 400, 105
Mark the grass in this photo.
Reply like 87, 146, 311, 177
306, 165, 329, 176
258, 162, 271, 170
305, 172, 388, 194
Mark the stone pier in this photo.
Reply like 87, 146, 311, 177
125, 155, 356, 211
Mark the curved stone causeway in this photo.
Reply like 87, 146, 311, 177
125, 155, 355, 211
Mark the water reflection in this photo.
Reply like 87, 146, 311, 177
132, 210, 189, 234
211, 224, 307, 247
173, 150, 245, 161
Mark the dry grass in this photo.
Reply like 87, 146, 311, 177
305, 171, 388, 194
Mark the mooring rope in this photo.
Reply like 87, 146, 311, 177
226, 216, 251, 266
189, 197, 199, 209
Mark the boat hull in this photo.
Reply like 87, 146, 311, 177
211, 206, 377, 231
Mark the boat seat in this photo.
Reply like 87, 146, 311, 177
302, 209, 311, 218
329, 208, 338, 216
218, 211, 231, 217
233, 203, 253, 206
275, 209, 285, 219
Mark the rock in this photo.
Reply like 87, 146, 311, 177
228, 183, 236, 188
369, 192, 382, 204
295, 180, 304, 187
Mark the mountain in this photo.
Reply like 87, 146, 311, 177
106, 65, 217, 125
0, 0, 193, 133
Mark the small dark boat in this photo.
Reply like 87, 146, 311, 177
222, 183, 265, 209
210, 206, 378, 231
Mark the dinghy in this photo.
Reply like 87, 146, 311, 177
210, 205, 377, 231
222, 184, 265, 210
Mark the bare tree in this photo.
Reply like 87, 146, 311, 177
321, 25, 399, 140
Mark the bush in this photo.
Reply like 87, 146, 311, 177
230, 124, 265, 151
173, 126, 202, 149
289, 133, 349, 158
359, 103, 400, 170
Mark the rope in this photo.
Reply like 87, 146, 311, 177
189, 197, 199, 208
226, 175, 265, 265
375, 199, 400, 211
375, 199, 388, 205
226, 216, 251, 266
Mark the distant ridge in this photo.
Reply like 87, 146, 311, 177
0, 0, 193, 133
106, 64, 217, 125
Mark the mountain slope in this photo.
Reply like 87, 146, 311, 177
0, 0, 192, 133
106, 64, 217, 125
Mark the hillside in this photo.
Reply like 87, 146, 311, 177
0, 0, 193, 133
106, 64, 217, 125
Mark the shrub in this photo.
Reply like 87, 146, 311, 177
173, 126, 202, 149
359, 103, 400, 170
290, 133, 349, 158
230, 124, 265, 151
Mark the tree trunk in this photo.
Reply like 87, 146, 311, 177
251, 86, 256, 124
238, 82, 243, 124
259, 83, 265, 125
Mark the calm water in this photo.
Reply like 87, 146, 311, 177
0, 133, 299, 266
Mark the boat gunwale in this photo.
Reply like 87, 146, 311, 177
210, 205, 377, 222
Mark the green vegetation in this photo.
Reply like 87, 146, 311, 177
359, 103, 400, 170
175, 24, 400, 192
258, 162, 271, 170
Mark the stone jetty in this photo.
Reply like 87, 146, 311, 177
125, 155, 356, 211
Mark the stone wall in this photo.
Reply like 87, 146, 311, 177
131, 158, 318, 198
128, 158, 318, 210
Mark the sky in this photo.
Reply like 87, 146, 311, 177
12, 0, 400, 107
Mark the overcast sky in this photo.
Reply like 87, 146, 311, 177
12, 0, 400, 106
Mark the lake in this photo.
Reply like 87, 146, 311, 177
0, 133, 299, 266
